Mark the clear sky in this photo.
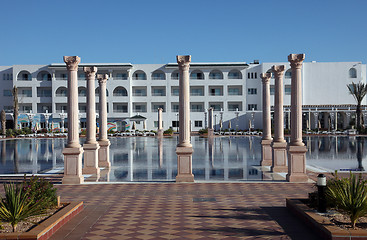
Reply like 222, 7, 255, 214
0, 0, 366, 65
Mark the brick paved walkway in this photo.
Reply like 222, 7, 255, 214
49, 182, 319, 239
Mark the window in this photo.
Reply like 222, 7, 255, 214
171, 71, 179, 80
228, 102, 242, 111
171, 87, 179, 96
113, 103, 128, 113
248, 104, 257, 111
132, 71, 147, 80
190, 87, 204, 96
154, 121, 164, 128
115, 73, 128, 80
247, 73, 250, 79
190, 70, 204, 80
228, 70, 242, 79
37, 88, 52, 97
285, 69, 292, 78
133, 103, 147, 112
171, 103, 179, 112
17, 71, 32, 81
152, 87, 166, 96
3, 90, 12, 96
349, 68, 357, 78
209, 102, 223, 111
251, 73, 254, 79
209, 70, 223, 79
113, 87, 128, 96
194, 121, 202, 127
190, 103, 204, 112
132, 87, 147, 96
78, 74, 86, 80
209, 87, 223, 96
248, 88, 257, 95
285, 85, 291, 95
79, 104, 87, 113
152, 103, 165, 112
152, 71, 165, 80
56, 87, 67, 97
270, 85, 275, 95
61, 73, 68, 80
254, 73, 257, 78
20, 89, 32, 97
172, 121, 179, 128
228, 86, 242, 95
4, 106, 12, 112
37, 71, 51, 81
78, 87, 87, 96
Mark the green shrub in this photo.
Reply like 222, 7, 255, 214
163, 128, 173, 135
22, 175, 58, 209
0, 182, 46, 232
326, 172, 367, 228
198, 128, 208, 135
5, 129, 13, 137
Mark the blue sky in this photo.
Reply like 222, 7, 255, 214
0, 0, 366, 65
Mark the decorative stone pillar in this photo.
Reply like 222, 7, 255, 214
260, 72, 272, 166
157, 108, 163, 137
62, 56, 84, 184
271, 65, 288, 172
208, 108, 214, 137
175, 55, 194, 182
82, 66, 100, 176
286, 54, 308, 182
97, 74, 111, 168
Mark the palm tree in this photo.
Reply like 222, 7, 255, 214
347, 82, 367, 132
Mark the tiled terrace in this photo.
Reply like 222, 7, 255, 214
46, 182, 319, 239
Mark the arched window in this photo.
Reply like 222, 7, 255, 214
228, 70, 242, 79
17, 71, 32, 81
349, 68, 357, 78
285, 69, 292, 79
95, 87, 109, 96
37, 71, 51, 81
171, 70, 179, 80
152, 70, 166, 80
78, 87, 87, 97
114, 71, 128, 80
132, 70, 147, 80
190, 70, 204, 80
56, 87, 68, 97
113, 87, 128, 96
209, 70, 223, 79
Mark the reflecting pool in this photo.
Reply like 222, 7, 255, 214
0, 136, 366, 182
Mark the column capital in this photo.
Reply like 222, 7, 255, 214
97, 74, 108, 84
260, 72, 271, 84
176, 55, 191, 71
271, 65, 286, 76
84, 66, 97, 79
63, 56, 80, 71
288, 54, 305, 69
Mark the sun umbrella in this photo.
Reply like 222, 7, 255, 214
143, 121, 146, 130
228, 120, 231, 129
249, 119, 252, 130
219, 119, 223, 129
132, 121, 136, 130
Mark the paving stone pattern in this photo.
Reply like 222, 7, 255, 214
47, 183, 319, 239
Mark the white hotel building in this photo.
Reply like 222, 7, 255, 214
0, 60, 366, 132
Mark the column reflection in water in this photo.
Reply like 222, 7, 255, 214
13, 141, 19, 174
357, 137, 365, 171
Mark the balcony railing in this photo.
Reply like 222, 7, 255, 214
133, 93, 147, 96
151, 77, 165, 80
152, 93, 166, 96
190, 109, 204, 112
113, 109, 128, 113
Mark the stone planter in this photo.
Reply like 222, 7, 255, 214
287, 198, 367, 239
0, 201, 83, 240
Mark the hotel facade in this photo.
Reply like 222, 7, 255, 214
0, 60, 366, 132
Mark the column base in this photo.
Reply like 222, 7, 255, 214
62, 147, 84, 184
286, 145, 308, 182
176, 146, 194, 182
261, 139, 273, 166
98, 140, 111, 168
82, 143, 100, 175
271, 141, 288, 172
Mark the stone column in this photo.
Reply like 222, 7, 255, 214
82, 66, 100, 176
157, 108, 163, 137
208, 108, 214, 137
286, 54, 308, 182
271, 65, 288, 172
260, 72, 272, 166
97, 74, 111, 168
62, 56, 84, 184
175, 55, 194, 182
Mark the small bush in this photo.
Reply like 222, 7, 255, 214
163, 128, 173, 135
198, 128, 208, 135
5, 129, 13, 137
22, 175, 58, 209
326, 172, 367, 228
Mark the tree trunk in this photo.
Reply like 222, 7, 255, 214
357, 103, 362, 132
